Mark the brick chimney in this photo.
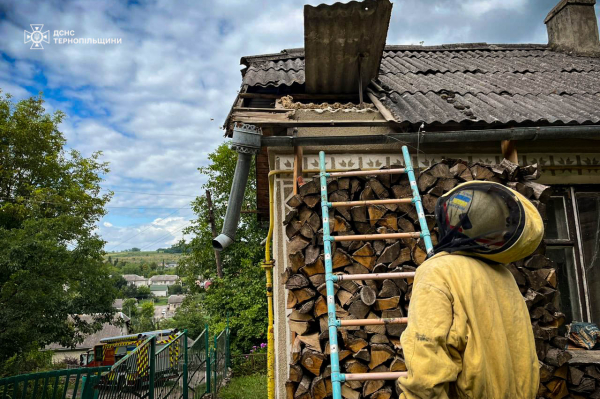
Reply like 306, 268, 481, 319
545, 0, 600, 55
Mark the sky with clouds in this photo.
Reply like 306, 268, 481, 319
0, 0, 585, 251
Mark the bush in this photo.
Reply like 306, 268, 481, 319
231, 343, 267, 376
0, 349, 54, 377
168, 284, 184, 295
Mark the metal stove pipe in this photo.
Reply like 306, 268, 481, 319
212, 124, 262, 251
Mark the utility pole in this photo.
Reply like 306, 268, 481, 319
206, 190, 223, 278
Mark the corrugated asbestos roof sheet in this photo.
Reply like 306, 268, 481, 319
239, 43, 600, 125
244, 59, 305, 87
304, 0, 392, 93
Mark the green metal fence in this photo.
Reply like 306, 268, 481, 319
96, 336, 154, 399
0, 328, 228, 399
0, 366, 110, 399
209, 326, 230, 397
154, 331, 186, 399
186, 328, 209, 399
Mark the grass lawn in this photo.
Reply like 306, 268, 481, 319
140, 298, 168, 306
219, 374, 266, 399
153, 298, 168, 306
104, 250, 182, 265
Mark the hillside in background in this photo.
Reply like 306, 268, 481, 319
105, 250, 182, 267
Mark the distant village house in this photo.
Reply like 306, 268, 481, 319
122, 274, 148, 287
150, 285, 169, 297
149, 274, 180, 286
168, 295, 185, 312
45, 313, 129, 364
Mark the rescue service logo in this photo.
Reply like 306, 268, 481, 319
24, 24, 50, 50
23, 27, 122, 49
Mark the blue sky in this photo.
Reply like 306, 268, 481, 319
0, 0, 577, 250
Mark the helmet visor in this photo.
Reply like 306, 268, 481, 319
435, 183, 526, 255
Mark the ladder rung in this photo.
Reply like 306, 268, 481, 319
339, 317, 407, 327
329, 198, 413, 207
336, 272, 415, 281
332, 232, 421, 242
327, 169, 406, 178
344, 372, 408, 381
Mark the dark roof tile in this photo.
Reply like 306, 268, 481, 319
244, 65, 305, 87
238, 44, 600, 125
383, 92, 600, 125
378, 71, 600, 96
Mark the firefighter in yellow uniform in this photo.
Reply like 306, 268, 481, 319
398, 181, 543, 399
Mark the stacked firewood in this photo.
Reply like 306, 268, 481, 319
282, 157, 588, 399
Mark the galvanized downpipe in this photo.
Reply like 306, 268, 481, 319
212, 124, 262, 251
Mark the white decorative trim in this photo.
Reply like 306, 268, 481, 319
275, 153, 600, 177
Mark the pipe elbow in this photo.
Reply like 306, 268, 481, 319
213, 234, 234, 251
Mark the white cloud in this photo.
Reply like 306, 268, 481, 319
0, 0, 555, 249
463, 0, 527, 16
101, 216, 193, 252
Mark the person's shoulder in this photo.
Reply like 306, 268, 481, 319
418, 253, 473, 272
413, 254, 463, 299
415, 253, 483, 284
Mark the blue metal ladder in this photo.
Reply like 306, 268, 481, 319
318, 146, 434, 399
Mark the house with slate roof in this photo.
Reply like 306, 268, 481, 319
45, 313, 130, 364
168, 294, 185, 312
122, 274, 149, 287
149, 274, 180, 286
222, 0, 600, 396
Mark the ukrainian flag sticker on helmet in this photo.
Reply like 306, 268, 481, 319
450, 192, 473, 210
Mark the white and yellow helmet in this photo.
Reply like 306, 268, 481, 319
434, 181, 544, 264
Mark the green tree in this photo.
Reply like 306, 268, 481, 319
121, 263, 142, 275
0, 92, 115, 364
140, 302, 154, 319
122, 298, 138, 318
168, 284, 184, 295
178, 143, 267, 353
161, 294, 207, 338
130, 247, 141, 252
164, 243, 184, 254
121, 284, 139, 299
133, 302, 155, 332
136, 285, 152, 300
112, 275, 128, 296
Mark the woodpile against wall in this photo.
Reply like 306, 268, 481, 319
282, 157, 594, 399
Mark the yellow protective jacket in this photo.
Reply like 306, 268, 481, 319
398, 184, 543, 399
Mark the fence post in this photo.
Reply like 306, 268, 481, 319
213, 335, 218, 395
226, 315, 231, 371
81, 374, 100, 399
205, 324, 211, 394
149, 336, 156, 399
183, 330, 189, 399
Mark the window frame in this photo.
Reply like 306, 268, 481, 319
572, 186, 600, 323
546, 185, 600, 323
